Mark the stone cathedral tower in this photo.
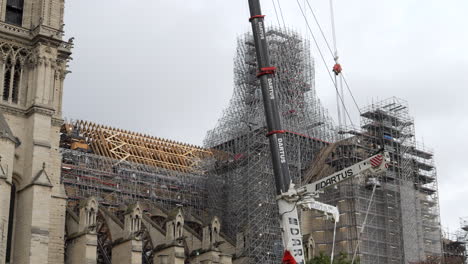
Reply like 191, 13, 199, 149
0, 0, 72, 263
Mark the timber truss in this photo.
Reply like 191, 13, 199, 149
74, 120, 213, 174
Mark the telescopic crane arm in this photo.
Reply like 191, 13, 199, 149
297, 152, 390, 196
247, 1, 306, 263
296, 152, 390, 222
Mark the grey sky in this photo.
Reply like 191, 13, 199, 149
63, 1, 468, 233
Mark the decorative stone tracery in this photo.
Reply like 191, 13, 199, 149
0, 40, 69, 108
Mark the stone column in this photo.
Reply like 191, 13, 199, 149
0, 138, 16, 264
153, 245, 185, 264
0, 0, 6, 22
66, 234, 98, 264
16, 65, 24, 105
7, 59, 15, 103
12, 112, 55, 264
112, 239, 143, 264
0, 55, 5, 101
66, 198, 99, 264
111, 203, 144, 264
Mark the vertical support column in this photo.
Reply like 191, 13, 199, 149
153, 246, 185, 264
66, 198, 98, 264
0, 0, 6, 22
7, 60, 14, 103
66, 234, 98, 264
112, 240, 143, 264
0, 56, 5, 101
56, 74, 64, 117
47, 122, 68, 264
0, 137, 16, 264
42, 59, 51, 105
112, 203, 143, 264
14, 183, 52, 264
12, 112, 54, 264
33, 56, 45, 104
17, 65, 24, 105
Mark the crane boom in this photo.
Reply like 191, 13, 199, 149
298, 152, 390, 195
247, 1, 306, 263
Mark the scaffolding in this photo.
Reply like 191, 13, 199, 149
459, 217, 468, 264
442, 228, 466, 264
204, 28, 336, 264
303, 97, 442, 264
60, 121, 215, 220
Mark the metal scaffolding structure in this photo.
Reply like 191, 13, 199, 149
204, 28, 336, 264
442, 228, 466, 264
204, 28, 336, 147
459, 217, 468, 264
303, 97, 442, 264
60, 121, 214, 220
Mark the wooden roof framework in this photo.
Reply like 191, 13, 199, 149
75, 120, 213, 174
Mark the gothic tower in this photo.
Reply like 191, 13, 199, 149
0, 0, 72, 263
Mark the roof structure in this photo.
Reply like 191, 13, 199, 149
74, 120, 213, 174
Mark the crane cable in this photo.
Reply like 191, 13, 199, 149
303, 0, 362, 117
295, 0, 354, 128
276, 0, 287, 29
351, 182, 378, 264
277, 0, 360, 130
271, 0, 282, 29
328, 0, 346, 129
300, 0, 344, 128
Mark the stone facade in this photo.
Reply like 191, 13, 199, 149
0, 0, 72, 263
64, 200, 234, 264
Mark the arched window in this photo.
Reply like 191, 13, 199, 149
5, 0, 24, 26
3, 57, 12, 101
2, 57, 21, 104
11, 59, 21, 103
176, 221, 181, 238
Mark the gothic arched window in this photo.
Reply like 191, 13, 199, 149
11, 59, 21, 103
2, 57, 21, 104
2, 57, 12, 101
5, 0, 24, 26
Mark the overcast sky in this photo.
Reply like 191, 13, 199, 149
63, 0, 468, 234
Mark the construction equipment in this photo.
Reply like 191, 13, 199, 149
60, 123, 91, 152
247, 2, 390, 263
283, 152, 389, 263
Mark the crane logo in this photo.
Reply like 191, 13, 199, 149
278, 138, 286, 163
370, 154, 383, 168
258, 21, 265, 39
268, 78, 275, 99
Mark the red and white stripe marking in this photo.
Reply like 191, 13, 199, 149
370, 155, 383, 167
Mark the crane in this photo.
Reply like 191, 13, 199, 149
246, 1, 390, 263
280, 152, 389, 264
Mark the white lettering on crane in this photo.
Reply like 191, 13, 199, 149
315, 168, 354, 191
278, 138, 286, 163
258, 22, 265, 39
287, 217, 304, 260
268, 78, 275, 99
